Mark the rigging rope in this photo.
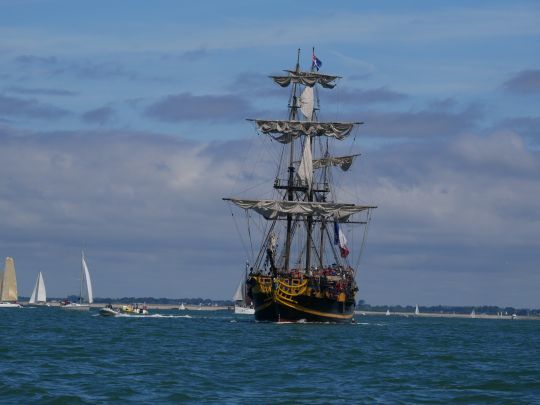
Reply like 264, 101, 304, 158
354, 209, 372, 276
246, 209, 255, 264
229, 204, 250, 261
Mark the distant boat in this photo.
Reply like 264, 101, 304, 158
99, 305, 119, 317
29, 271, 48, 306
415, 304, 420, 315
0, 257, 22, 308
233, 263, 254, 315
119, 303, 149, 315
470, 309, 476, 318
385, 309, 390, 316
61, 251, 93, 311
179, 302, 186, 310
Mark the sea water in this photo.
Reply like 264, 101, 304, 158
1, 307, 539, 403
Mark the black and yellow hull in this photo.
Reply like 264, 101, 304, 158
248, 276, 356, 323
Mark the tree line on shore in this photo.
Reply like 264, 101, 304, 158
357, 301, 539, 316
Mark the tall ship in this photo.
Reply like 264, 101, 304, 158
224, 49, 376, 323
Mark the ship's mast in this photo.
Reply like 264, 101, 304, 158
283, 49, 301, 271
304, 47, 317, 273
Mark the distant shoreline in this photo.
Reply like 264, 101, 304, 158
356, 310, 540, 321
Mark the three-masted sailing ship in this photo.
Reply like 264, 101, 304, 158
225, 49, 376, 323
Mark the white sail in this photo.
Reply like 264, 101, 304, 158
312, 154, 359, 171
270, 71, 339, 88
251, 120, 359, 144
30, 271, 47, 304
300, 86, 314, 120
415, 304, 420, 315
81, 253, 93, 304
297, 136, 313, 191
225, 198, 375, 221
1, 257, 18, 302
233, 279, 245, 302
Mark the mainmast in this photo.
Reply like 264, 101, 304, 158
304, 47, 317, 273
283, 49, 302, 271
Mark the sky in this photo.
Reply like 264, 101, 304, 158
1, 0, 539, 307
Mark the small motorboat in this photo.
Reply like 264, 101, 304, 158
60, 300, 90, 311
99, 305, 120, 317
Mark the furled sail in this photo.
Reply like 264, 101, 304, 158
297, 136, 313, 190
81, 253, 93, 304
29, 271, 47, 304
299, 86, 314, 120
225, 199, 375, 221
252, 120, 358, 144
1, 257, 18, 302
270, 71, 339, 88
312, 154, 359, 171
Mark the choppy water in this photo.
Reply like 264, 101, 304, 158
1, 307, 539, 403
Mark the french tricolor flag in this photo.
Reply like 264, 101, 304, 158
312, 53, 322, 71
333, 220, 350, 258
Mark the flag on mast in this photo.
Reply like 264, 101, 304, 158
333, 220, 350, 258
312, 53, 322, 71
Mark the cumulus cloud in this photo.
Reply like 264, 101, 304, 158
145, 92, 254, 123
0, 94, 70, 120
337, 104, 482, 140
14, 54, 137, 80
1, 123, 538, 305
0, 128, 249, 298
503, 69, 540, 94
326, 86, 408, 105
350, 131, 540, 305
81, 106, 115, 125
4, 86, 77, 96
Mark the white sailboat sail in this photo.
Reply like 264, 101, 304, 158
29, 271, 47, 304
81, 253, 93, 304
1, 257, 18, 302
233, 279, 245, 302
297, 135, 313, 191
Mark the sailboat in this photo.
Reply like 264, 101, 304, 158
224, 49, 376, 323
0, 257, 22, 308
386, 309, 391, 316
233, 263, 255, 315
28, 271, 48, 306
415, 304, 420, 315
61, 251, 93, 311
178, 302, 186, 310
470, 308, 476, 318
